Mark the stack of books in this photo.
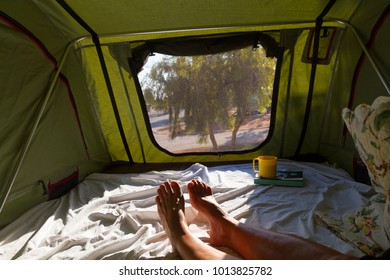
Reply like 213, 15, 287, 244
254, 170, 304, 187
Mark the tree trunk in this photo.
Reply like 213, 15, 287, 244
208, 120, 218, 151
231, 115, 244, 150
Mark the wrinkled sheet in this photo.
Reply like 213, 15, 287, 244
0, 160, 371, 259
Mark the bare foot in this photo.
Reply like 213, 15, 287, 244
155, 181, 187, 250
157, 180, 241, 260
187, 180, 238, 247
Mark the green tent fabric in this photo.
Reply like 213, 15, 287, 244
0, 0, 389, 228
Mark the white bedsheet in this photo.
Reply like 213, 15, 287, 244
0, 160, 371, 259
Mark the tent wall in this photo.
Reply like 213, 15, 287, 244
0, 0, 389, 228
0, 11, 110, 227
319, 3, 390, 172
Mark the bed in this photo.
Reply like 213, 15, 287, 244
0, 159, 378, 260
1, 96, 389, 260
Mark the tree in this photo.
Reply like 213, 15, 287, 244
141, 47, 276, 151
226, 48, 275, 149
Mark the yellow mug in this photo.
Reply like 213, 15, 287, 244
252, 156, 277, 178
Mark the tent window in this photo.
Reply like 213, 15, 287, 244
137, 45, 277, 154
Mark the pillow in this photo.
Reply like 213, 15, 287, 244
342, 96, 390, 242
342, 96, 390, 195
315, 193, 389, 256
315, 96, 390, 257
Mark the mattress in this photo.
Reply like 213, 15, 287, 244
0, 160, 371, 259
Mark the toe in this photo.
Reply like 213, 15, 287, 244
170, 181, 182, 196
157, 185, 168, 199
155, 195, 161, 205
164, 181, 176, 194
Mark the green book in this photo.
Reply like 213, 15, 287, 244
254, 170, 304, 187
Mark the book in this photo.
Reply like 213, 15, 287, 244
254, 170, 304, 187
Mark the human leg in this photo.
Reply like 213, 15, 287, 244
155, 181, 240, 260
187, 179, 357, 260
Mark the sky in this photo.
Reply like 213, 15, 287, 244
137, 53, 163, 82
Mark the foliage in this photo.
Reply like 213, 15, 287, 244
141, 47, 276, 150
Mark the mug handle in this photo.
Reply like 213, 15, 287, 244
252, 158, 260, 173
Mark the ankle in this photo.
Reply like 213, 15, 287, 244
208, 214, 237, 246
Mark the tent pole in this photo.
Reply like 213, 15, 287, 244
0, 37, 86, 214
57, 0, 134, 162
327, 18, 390, 95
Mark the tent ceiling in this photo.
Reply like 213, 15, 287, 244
0, 0, 366, 52
57, 0, 361, 36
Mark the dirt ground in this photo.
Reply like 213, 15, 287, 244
149, 111, 271, 153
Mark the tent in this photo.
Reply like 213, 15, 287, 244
0, 0, 389, 230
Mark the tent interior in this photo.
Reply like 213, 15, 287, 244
0, 0, 389, 259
